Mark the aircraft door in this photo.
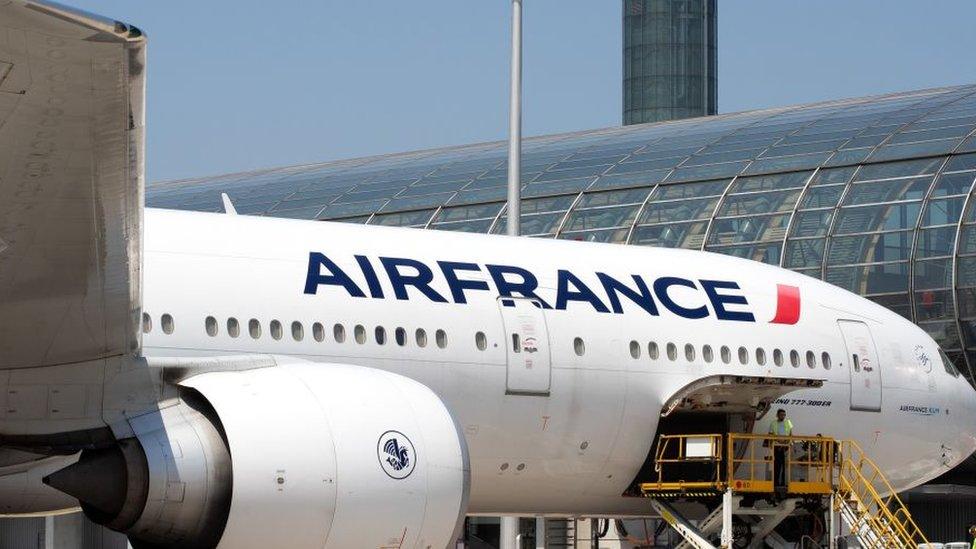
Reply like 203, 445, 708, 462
838, 319, 882, 412
497, 297, 551, 396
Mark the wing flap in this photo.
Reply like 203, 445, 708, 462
0, 1, 145, 368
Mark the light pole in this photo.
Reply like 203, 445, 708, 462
506, 0, 522, 237
501, 3, 524, 548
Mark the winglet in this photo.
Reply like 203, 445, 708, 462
221, 193, 238, 215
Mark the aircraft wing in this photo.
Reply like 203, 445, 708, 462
0, 1, 145, 368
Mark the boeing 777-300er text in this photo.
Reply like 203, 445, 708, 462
0, 2, 973, 548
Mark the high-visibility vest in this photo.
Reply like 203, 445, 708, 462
769, 419, 793, 436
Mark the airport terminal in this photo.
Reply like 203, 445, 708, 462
150, 85, 976, 387
1, 0, 975, 547
146, 82, 976, 548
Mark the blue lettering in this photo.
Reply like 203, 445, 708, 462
355, 255, 385, 298
485, 264, 551, 308
304, 252, 757, 323
303, 252, 367, 298
596, 272, 659, 316
653, 276, 707, 319
700, 280, 755, 322
438, 261, 490, 304
556, 270, 610, 313
380, 257, 448, 303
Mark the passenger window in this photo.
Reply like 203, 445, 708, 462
720, 346, 731, 364
684, 344, 695, 362
142, 313, 152, 334
629, 341, 640, 359
205, 316, 218, 337
436, 329, 447, 349
756, 348, 767, 366
821, 352, 831, 370
666, 343, 677, 361
416, 328, 428, 347
375, 326, 387, 345
312, 322, 325, 342
249, 319, 261, 339
292, 321, 304, 342
806, 350, 816, 369
395, 327, 407, 346
774, 349, 784, 367
270, 320, 283, 341
702, 345, 714, 363
790, 350, 800, 368
511, 333, 521, 353
161, 314, 174, 335
476, 332, 487, 351
354, 325, 366, 344
333, 323, 346, 343
738, 347, 749, 365
574, 337, 585, 356
648, 341, 659, 360
227, 317, 240, 338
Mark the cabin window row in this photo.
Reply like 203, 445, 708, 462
143, 313, 468, 350
627, 340, 832, 370
142, 313, 174, 335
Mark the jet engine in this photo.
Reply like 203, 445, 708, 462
44, 361, 470, 549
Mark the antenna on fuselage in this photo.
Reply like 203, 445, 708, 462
221, 193, 238, 215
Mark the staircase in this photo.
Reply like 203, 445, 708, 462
641, 433, 930, 548
835, 440, 930, 549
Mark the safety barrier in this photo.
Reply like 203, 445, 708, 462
643, 433, 725, 493
727, 433, 834, 495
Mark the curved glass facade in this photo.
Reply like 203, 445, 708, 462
148, 85, 976, 381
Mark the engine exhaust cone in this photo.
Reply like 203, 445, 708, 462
43, 439, 148, 530
43, 446, 126, 517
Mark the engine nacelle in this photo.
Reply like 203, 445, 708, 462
45, 361, 470, 549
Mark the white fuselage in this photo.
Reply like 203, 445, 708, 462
141, 208, 976, 516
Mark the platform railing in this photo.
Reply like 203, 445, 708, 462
727, 433, 834, 495
639, 433, 930, 548
641, 433, 835, 495
643, 433, 725, 493
836, 439, 930, 549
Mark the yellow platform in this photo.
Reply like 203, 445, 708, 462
639, 433, 834, 497
640, 433, 931, 548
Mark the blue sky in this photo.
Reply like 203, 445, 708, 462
70, 1, 976, 182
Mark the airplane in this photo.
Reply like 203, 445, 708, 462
0, 2, 973, 548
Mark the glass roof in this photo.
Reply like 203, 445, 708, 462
148, 84, 976, 380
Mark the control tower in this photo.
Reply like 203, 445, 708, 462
623, 0, 717, 125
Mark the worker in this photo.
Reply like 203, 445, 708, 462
768, 408, 793, 493
969, 525, 976, 549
